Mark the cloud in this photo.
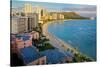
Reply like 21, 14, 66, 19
62, 6, 96, 17
62, 6, 96, 12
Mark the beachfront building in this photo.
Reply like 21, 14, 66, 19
40, 9, 49, 20
11, 16, 28, 34
23, 4, 39, 31
11, 13, 39, 34
33, 6, 49, 23
26, 13, 39, 32
11, 33, 36, 53
11, 34, 18, 54
24, 4, 33, 14
49, 15, 53, 20
57, 14, 64, 20
33, 7, 48, 20
20, 46, 46, 65
33, 6, 43, 21
11, 34, 47, 65
15, 34, 32, 49
11, 33, 46, 65
49, 12, 64, 20
49, 12, 58, 20
11, 8, 23, 17
60, 14, 64, 19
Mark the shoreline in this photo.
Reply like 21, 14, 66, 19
42, 20, 78, 53
42, 20, 94, 61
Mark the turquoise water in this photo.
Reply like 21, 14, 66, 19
48, 20, 96, 60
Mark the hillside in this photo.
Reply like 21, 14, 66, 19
62, 12, 88, 19
51, 12, 89, 19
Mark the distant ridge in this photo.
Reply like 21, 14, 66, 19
51, 12, 89, 19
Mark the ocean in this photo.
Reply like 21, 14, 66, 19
48, 20, 96, 60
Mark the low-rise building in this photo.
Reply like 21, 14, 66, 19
20, 46, 46, 65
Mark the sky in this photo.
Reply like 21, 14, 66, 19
11, 0, 96, 17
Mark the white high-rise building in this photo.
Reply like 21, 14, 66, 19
11, 13, 39, 34
33, 6, 48, 21
11, 16, 28, 34
24, 4, 33, 14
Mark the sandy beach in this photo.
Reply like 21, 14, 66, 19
42, 20, 78, 53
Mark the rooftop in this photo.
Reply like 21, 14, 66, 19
40, 49, 74, 64
20, 46, 43, 64
15, 34, 31, 41
41, 49, 66, 64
